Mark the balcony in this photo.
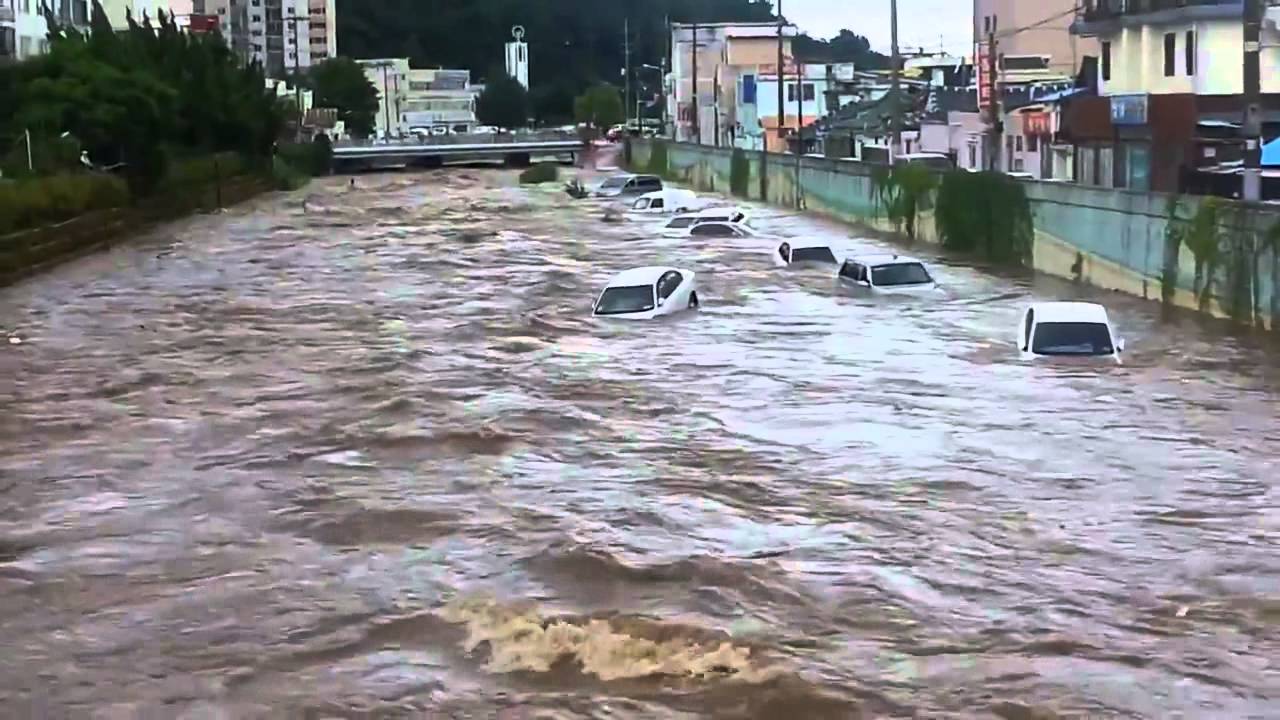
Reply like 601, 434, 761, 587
1073, 0, 1247, 36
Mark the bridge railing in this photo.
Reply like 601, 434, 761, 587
332, 130, 581, 149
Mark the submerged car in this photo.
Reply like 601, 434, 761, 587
837, 254, 941, 295
1019, 302, 1125, 361
662, 206, 751, 232
593, 266, 700, 320
627, 189, 699, 215
687, 220, 756, 238
775, 240, 838, 267
593, 173, 663, 199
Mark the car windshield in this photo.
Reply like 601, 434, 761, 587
666, 216, 697, 228
600, 176, 630, 189
595, 285, 655, 315
691, 223, 738, 237
1032, 322, 1114, 355
872, 262, 933, 286
790, 246, 837, 264
631, 197, 651, 209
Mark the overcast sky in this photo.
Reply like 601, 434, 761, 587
784, 0, 973, 55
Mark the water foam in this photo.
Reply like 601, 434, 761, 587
440, 598, 778, 683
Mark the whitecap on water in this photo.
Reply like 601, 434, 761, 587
439, 597, 779, 683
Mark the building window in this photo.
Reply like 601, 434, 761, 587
1185, 30, 1195, 76
1027, 134, 1038, 153
802, 83, 815, 101
1163, 33, 1176, 77
968, 143, 977, 168
1101, 41, 1111, 81
1015, 135, 1023, 152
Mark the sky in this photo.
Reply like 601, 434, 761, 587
784, 0, 973, 56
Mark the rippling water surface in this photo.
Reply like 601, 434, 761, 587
2, 169, 1278, 718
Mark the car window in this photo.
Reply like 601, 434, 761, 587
652, 198, 665, 209
839, 261, 862, 280
691, 223, 735, 237
871, 263, 933, 287
600, 176, 629, 189
657, 271, 683, 300
790, 246, 837, 264
638, 178, 662, 191
732, 212, 745, 223
596, 285, 656, 315
1031, 322, 1114, 356
778, 243, 791, 262
631, 197, 649, 210
667, 216, 696, 228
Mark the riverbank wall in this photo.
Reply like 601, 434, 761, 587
0, 175, 273, 287
629, 140, 1280, 331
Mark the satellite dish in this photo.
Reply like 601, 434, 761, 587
512, 26, 526, 42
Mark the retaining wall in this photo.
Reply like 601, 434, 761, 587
631, 140, 1280, 330
0, 176, 273, 287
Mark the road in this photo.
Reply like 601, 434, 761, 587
1, 170, 1277, 718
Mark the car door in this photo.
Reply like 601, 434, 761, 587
655, 271, 684, 314
839, 261, 863, 284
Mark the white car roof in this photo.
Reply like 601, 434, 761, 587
606, 266, 686, 286
848, 253, 926, 266
1029, 302, 1111, 324
697, 206, 746, 217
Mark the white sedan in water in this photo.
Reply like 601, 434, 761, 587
774, 240, 838, 267
593, 266, 700, 320
837, 254, 942, 296
1018, 301, 1126, 362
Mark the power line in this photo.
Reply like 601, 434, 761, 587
992, 6, 1081, 42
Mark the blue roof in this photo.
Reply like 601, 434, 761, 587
1264, 137, 1280, 167
1032, 87, 1086, 104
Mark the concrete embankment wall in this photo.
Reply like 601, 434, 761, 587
630, 140, 1280, 330
0, 175, 273, 287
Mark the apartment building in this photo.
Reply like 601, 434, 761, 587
359, 57, 410, 138
669, 22, 801, 149
402, 68, 476, 134
974, 0, 1097, 77
307, 0, 333, 62
2, 0, 83, 61
1068, 0, 1280, 192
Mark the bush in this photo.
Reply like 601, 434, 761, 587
276, 138, 331, 178
270, 156, 310, 191
166, 152, 248, 190
518, 163, 559, 185
647, 139, 669, 176
0, 173, 130, 236
934, 170, 1033, 265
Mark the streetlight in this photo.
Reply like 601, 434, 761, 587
638, 63, 665, 136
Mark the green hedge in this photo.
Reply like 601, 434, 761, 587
0, 173, 131, 237
730, 148, 750, 198
934, 170, 1033, 265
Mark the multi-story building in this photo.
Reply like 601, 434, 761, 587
359, 57, 410, 138
669, 22, 802, 150
1, 0, 17, 62
402, 68, 476, 134
974, 0, 1098, 77
2, 0, 85, 61
307, 0, 334, 62
1067, 0, 1280, 192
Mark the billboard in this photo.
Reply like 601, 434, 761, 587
189, 14, 220, 34
977, 43, 992, 110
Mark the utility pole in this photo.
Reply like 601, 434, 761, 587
24, 129, 33, 173
987, 31, 1001, 172
1243, 0, 1262, 201
691, 21, 700, 144
889, 0, 901, 161
795, 54, 804, 154
624, 17, 632, 129
776, 0, 785, 154
663, 15, 671, 137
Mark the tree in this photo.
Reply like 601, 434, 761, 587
573, 83, 623, 129
311, 57, 379, 138
476, 69, 529, 129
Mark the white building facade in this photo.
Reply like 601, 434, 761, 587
402, 68, 476, 133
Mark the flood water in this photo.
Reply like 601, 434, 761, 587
1, 169, 1278, 719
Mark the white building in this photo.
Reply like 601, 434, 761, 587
2, 0, 73, 60
359, 57, 410, 138
402, 68, 477, 134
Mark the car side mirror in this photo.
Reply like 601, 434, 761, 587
1117, 338, 1126, 353
656, 296, 665, 307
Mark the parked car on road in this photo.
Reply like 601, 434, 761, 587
593, 266, 700, 319
1018, 302, 1125, 361
837, 254, 941, 296
775, 240, 838, 267
593, 174, 663, 199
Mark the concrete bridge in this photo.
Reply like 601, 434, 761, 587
331, 131, 587, 170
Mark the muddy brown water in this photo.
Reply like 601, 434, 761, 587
1, 170, 1278, 719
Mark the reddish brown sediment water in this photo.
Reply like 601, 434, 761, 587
1, 171, 1277, 718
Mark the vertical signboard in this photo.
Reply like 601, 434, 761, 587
977, 43, 991, 110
